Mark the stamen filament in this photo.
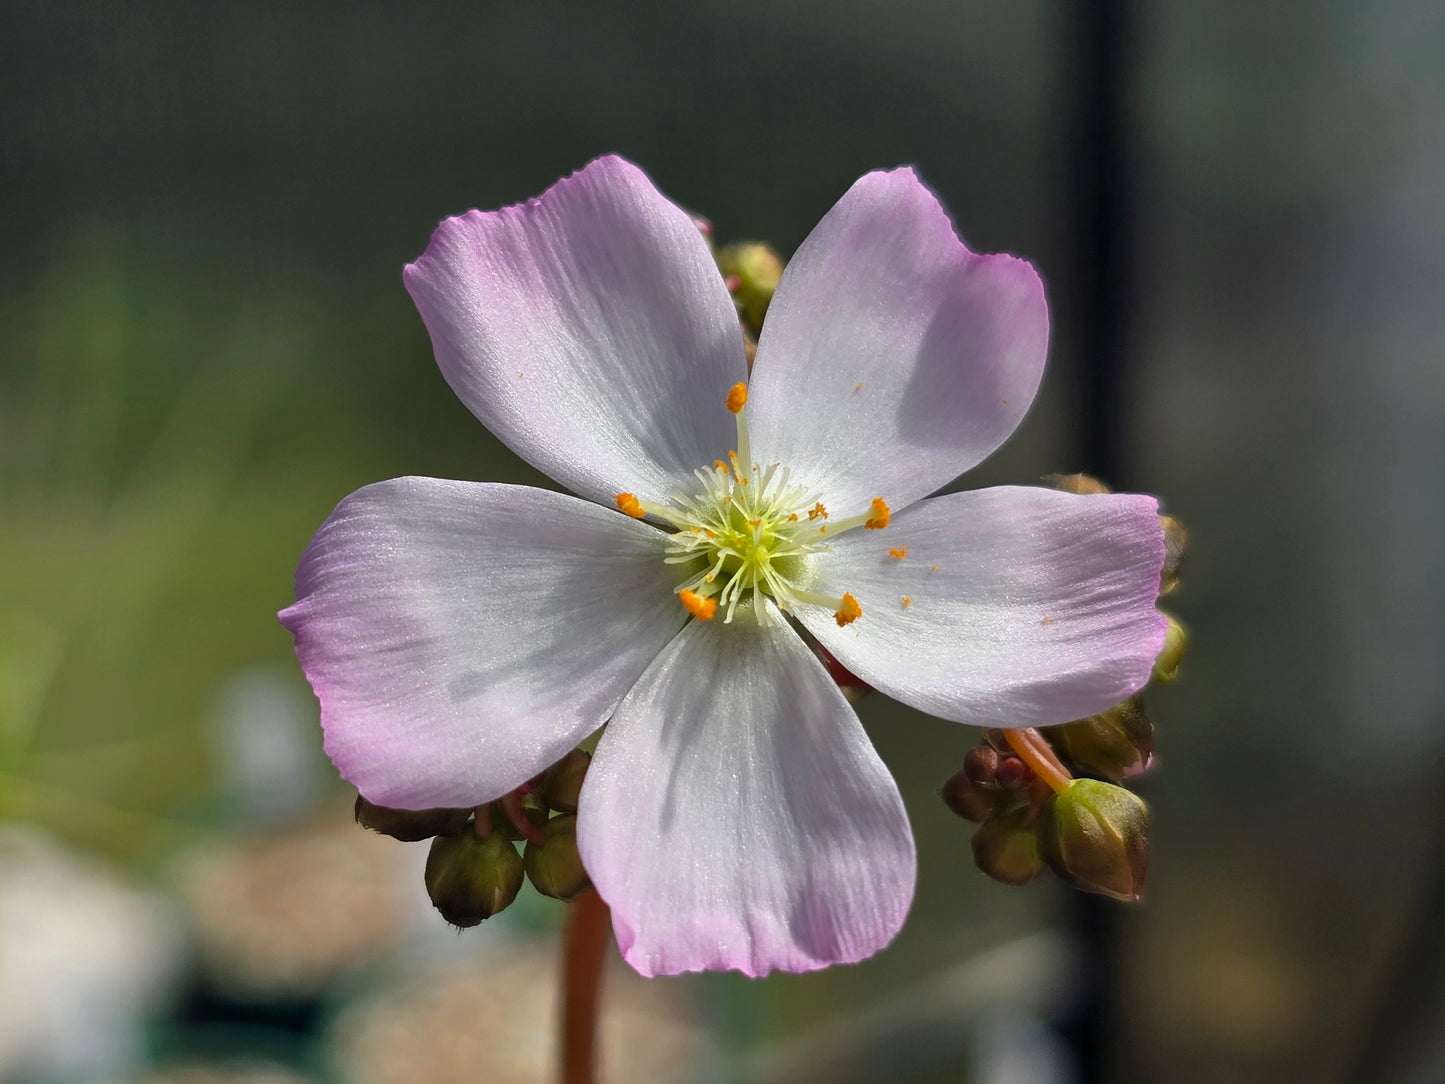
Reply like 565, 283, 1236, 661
820, 497, 892, 537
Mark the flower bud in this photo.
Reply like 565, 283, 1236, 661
1159, 514, 1188, 595
941, 746, 1034, 823
354, 795, 470, 842
523, 813, 591, 901
981, 728, 1012, 753
539, 749, 592, 815
424, 831, 525, 927
491, 792, 549, 841
971, 810, 1044, 886
1152, 614, 1187, 683
716, 242, 783, 335
1044, 472, 1111, 495
1041, 779, 1149, 902
1049, 695, 1154, 782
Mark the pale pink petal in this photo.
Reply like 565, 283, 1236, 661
798, 487, 1166, 727
579, 602, 915, 977
403, 156, 748, 509
278, 478, 686, 810
746, 168, 1048, 513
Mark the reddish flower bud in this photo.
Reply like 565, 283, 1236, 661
354, 795, 470, 842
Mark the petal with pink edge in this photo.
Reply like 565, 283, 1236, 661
279, 478, 686, 810
799, 487, 1166, 728
746, 168, 1048, 513
579, 602, 915, 977
404, 156, 748, 509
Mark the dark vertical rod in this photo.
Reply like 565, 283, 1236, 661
1074, 0, 1134, 484
1061, 1, 1137, 1082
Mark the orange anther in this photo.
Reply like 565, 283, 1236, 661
680, 590, 718, 621
726, 382, 748, 414
616, 493, 645, 519
834, 593, 862, 627
808, 502, 828, 521
865, 498, 891, 530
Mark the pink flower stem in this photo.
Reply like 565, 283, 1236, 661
562, 889, 610, 1084
473, 803, 493, 838
499, 789, 547, 845
1003, 728, 1074, 794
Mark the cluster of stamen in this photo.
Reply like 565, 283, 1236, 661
616, 383, 889, 627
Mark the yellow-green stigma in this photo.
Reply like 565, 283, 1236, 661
616, 382, 888, 626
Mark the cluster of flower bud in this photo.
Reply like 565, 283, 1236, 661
699, 231, 783, 367
355, 747, 594, 927
942, 725, 1152, 901
939, 473, 1188, 902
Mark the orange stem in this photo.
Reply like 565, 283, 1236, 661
562, 889, 610, 1084
1003, 728, 1074, 794
500, 790, 547, 845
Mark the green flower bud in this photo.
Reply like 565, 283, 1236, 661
354, 795, 470, 842
524, 813, 591, 901
716, 242, 783, 335
539, 749, 592, 815
1159, 514, 1188, 595
971, 810, 1044, 886
490, 792, 549, 841
424, 831, 524, 927
1050, 695, 1154, 782
941, 746, 1035, 822
1041, 779, 1149, 902
1152, 614, 1187, 683
1044, 472, 1111, 495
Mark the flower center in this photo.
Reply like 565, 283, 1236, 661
616, 383, 890, 626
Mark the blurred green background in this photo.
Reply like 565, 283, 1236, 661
3, 1, 1444, 1082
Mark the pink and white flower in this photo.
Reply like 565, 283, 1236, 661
279, 155, 1166, 977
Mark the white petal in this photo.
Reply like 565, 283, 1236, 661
579, 603, 915, 977
798, 487, 1167, 727
403, 155, 748, 508
747, 168, 1047, 512
279, 478, 687, 809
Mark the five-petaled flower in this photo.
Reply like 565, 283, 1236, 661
279, 155, 1166, 977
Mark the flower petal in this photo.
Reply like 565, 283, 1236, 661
798, 487, 1166, 727
404, 156, 748, 508
579, 603, 915, 977
278, 478, 687, 810
746, 168, 1048, 513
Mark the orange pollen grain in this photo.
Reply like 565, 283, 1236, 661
834, 593, 862, 627
726, 382, 748, 414
679, 590, 717, 621
865, 498, 891, 530
901, 596, 912, 609
888, 546, 908, 559
808, 502, 828, 521
615, 493, 645, 519
714, 459, 727, 471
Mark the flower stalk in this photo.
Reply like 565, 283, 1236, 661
562, 889, 611, 1084
1002, 728, 1074, 794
